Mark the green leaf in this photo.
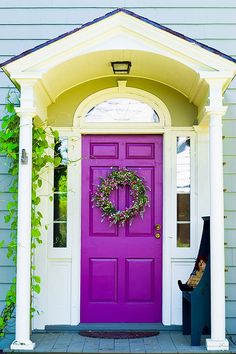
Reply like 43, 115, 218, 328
32, 284, 40, 294
4, 215, 11, 223
32, 229, 41, 238
32, 275, 41, 284
54, 156, 62, 167
37, 179, 42, 188
52, 130, 59, 140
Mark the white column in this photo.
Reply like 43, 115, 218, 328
11, 110, 35, 351
205, 107, 228, 351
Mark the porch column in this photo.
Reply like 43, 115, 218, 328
205, 80, 229, 351
11, 108, 35, 351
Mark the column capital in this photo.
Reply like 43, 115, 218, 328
205, 106, 227, 117
15, 107, 37, 119
199, 106, 228, 123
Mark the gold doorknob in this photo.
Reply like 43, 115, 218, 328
155, 233, 161, 239
155, 224, 161, 230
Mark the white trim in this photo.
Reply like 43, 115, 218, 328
69, 134, 82, 325
40, 127, 203, 328
171, 131, 197, 259
73, 87, 171, 129
12, 111, 35, 349
162, 128, 172, 325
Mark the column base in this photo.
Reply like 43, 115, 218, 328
206, 338, 229, 351
11, 339, 35, 351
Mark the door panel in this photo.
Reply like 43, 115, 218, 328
81, 135, 163, 322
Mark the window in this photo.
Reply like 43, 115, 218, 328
85, 98, 159, 123
53, 137, 68, 248
176, 137, 191, 248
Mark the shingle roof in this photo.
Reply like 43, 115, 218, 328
1, 8, 236, 68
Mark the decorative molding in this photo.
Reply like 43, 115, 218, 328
73, 86, 171, 128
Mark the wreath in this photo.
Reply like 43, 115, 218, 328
92, 168, 150, 225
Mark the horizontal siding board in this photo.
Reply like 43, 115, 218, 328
226, 301, 236, 317
193, 39, 236, 55
169, 24, 236, 39
0, 266, 15, 283
225, 248, 233, 267
224, 174, 236, 192
229, 79, 236, 89
233, 248, 236, 267
1, 8, 236, 25
223, 120, 236, 137
0, 229, 14, 245
0, 175, 15, 192
0, 71, 14, 88
226, 284, 236, 301
0, 193, 14, 211
224, 105, 236, 119
226, 318, 236, 334
223, 138, 236, 154
224, 193, 236, 211
224, 90, 236, 104
0, 88, 19, 105
0, 211, 10, 229
223, 157, 236, 173
225, 211, 236, 229
225, 230, 236, 247
0, 248, 14, 266
225, 267, 236, 283
0, 24, 80, 40
0, 283, 12, 301
0, 39, 46, 56
0, 157, 11, 174
1, 1, 236, 8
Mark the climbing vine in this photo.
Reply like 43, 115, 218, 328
0, 100, 61, 335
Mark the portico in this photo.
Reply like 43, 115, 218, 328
1, 8, 236, 351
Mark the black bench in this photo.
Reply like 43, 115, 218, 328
178, 216, 211, 346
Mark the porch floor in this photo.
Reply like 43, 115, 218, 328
2, 332, 236, 353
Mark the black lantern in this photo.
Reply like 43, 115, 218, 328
111, 61, 131, 74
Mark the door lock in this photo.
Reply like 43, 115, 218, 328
155, 224, 161, 230
155, 233, 161, 239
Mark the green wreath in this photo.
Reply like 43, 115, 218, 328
92, 168, 150, 225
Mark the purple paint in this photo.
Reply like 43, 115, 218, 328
81, 135, 163, 323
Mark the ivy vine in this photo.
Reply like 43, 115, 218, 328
0, 99, 61, 335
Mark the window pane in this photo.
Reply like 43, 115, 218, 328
53, 137, 68, 248
54, 193, 67, 221
177, 137, 190, 193
55, 137, 68, 165
177, 137, 191, 248
54, 167, 67, 193
177, 223, 190, 248
53, 223, 67, 248
85, 98, 159, 123
177, 193, 190, 221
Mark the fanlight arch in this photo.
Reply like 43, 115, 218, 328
73, 86, 171, 128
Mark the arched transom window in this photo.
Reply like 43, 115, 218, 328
85, 98, 159, 123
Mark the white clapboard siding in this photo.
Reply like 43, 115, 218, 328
0, 1, 235, 334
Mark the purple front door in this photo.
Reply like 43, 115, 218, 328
81, 135, 163, 322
